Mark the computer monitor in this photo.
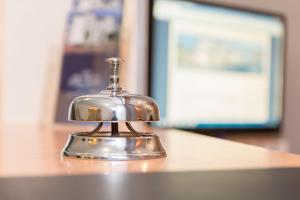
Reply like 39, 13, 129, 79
148, 0, 285, 130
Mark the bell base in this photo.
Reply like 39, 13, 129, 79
62, 132, 167, 160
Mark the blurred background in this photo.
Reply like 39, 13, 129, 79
0, 0, 300, 153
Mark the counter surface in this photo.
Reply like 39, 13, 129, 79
1, 124, 300, 177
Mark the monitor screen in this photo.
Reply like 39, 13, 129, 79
149, 0, 285, 130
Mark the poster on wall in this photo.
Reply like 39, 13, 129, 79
55, 0, 123, 123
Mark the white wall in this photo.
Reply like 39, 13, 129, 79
1, 0, 71, 124
119, 0, 149, 95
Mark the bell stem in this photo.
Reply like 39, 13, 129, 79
105, 57, 123, 91
111, 122, 119, 136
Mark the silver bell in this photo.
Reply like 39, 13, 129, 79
62, 57, 166, 160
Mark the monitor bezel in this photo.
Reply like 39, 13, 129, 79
147, 0, 287, 132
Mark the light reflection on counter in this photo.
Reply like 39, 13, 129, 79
61, 157, 166, 175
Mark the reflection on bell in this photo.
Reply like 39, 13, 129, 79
62, 57, 166, 160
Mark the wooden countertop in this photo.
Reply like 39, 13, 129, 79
0, 123, 300, 177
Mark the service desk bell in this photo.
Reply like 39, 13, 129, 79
62, 57, 166, 160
